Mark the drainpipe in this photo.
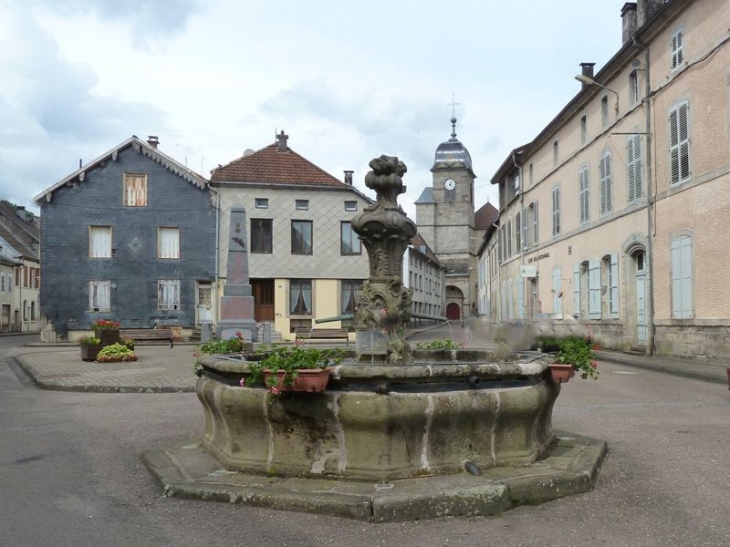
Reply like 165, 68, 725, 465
634, 36, 656, 355
512, 151, 525, 321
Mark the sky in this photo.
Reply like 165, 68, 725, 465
0, 0, 626, 220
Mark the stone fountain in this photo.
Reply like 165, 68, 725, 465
144, 156, 607, 523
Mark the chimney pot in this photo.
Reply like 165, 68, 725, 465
147, 135, 159, 149
579, 63, 596, 88
344, 170, 354, 185
637, 0, 664, 27
276, 130, 289, 152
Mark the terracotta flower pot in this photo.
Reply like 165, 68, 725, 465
263, 369, 331, 393
549, 363, 575, 383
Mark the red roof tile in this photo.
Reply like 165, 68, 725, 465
211, 144, 345, 187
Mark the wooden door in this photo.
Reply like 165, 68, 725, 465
446, 303, 461, 320
252, 279, 275, 322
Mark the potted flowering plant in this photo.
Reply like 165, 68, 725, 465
541, 336, 599, 382
79, 336, 102, 362
246, 345, 344, 394
93, 319, 121, 347
96, 342, 138, 363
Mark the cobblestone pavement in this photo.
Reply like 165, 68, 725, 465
11, 345, 197, 392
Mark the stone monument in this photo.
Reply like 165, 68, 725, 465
217, 204, 257, 342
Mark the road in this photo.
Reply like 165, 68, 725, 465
2, 334, 730, 547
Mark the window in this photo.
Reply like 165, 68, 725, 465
290, 279, 312, 315
530, 201, 539, 247
89, 281, 111, 312
255, 198, 268, 209
580, 115, 587, 145
344, 201, 357, 212
602, 254, 619, 318
251, 219, 272, 254
89, 226, 112, 258
515, 211, 521, 251
529, 163, 534, 186
588, 258, 601, 319
669, 100, 690, 185
31, 301, 36, 321
341, 280, 361, 315
295, 199, 309, 210
340, 222, 361, 255
629, 71, 640, 104
1, 274, 4, 292
158, 227, 180, 259
553, 141, 559, 166
579, 167, 590, 225
627, 135, 643, 203
551, 186, 561, 236
671, 235, 693, 318
671, 29, 684, 71
291, 220, 313, 255
158, 279, 180, 310
599, 152, 613, 215
601, 96, 609, 126
7, 274, 11, 293
506, 218, 513, 257
511, 170, 520, 194
123, 173, 147, 206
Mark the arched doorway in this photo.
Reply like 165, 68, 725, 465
446, 303, 461, 320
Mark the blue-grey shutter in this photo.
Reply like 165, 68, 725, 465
588, 258, 601, 319
671, 236, 693, 319
533, 201, 539, 247
573, 263, 581, 318
552, 268, 562, 317
610, 253, 619, 317
517, 277, 524, 319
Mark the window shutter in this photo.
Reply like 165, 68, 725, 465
552, 268, 562, 317
517, 277, 524, 319
579, 168, 589, 224
588, 258, 601, 319
679, 237, 693, 318
533, 201, 539, 246
610, 253, 619, 317
515, 212, 521, 252
552, 187, 560, 236
671, 238, 683, 318
627, 136, 643, 202
678, 102, 690, 182
573, 263, 581, 318
522, 208, 528, 250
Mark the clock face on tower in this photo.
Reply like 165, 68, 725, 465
444, 179, 456, 191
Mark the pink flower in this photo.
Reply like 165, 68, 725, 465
591, 361, 598, 369
239, 378, 246, 387
295, 339, 303, 347
270, 386, 281, 395
235, 331, 242, 338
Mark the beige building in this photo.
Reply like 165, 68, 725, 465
210, 132, 371, 340
403, 234, 446, 325
490, 0, 730, 358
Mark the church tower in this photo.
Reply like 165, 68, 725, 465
415, 117, 478, 320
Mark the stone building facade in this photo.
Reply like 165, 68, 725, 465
34, 136, 216, 340
490, 0, 730, 359
402, 234, 446, 325
210, 132, 371, 340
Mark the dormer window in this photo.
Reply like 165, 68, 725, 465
511, 171, 520, 194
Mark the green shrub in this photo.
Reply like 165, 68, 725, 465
416, 339, 462, 350
97, 343, 138, 363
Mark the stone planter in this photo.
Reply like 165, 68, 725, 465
95, 329, 120, 348
263, 369, 331, 393
549, 363, 575, 383
80, 344, 102, 362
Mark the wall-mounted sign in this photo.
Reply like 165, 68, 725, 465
520, 265, 537, 278
527, 252, 550, 264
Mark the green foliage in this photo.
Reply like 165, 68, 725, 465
79, 336, 101, 346
542, 336, 599, 380
122, 338, 135, 349
248, 346, 344, 388
198, 334, 245, 354
97, 343, 137, 363
416, 339, 462, 350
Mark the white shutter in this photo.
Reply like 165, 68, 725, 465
522, 208, 528, 250
610, 253, 619, 317
627, 136, 643, 203
533, 201, 539, 246
599, 154, 612, 214
515, 212, 521, 252
579, 168, 589, 224
552, 268, 562, 317
588, 259, 601, 319
552, 187, 560, 236
159, 228, 180, 259
517, 277, 524, 319
573, 263, 581, 318
670, 101, 690, 185
671, 239, 683, 318
672, 236, 693, 319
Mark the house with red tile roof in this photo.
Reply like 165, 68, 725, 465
210, 131, 372, 340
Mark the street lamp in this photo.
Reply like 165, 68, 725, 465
575, 74, 619, 115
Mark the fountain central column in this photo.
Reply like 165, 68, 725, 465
350, 155, 417, 364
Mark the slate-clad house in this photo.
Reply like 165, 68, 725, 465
34, 136, 216, 340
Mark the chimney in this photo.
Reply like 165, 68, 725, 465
147, 135, 159, 149
579, 62, 596, 88
15, 206, 26, 221
622, 3, 638, 43
637, 0, 664, 27
344, 170, 354, 185
276, 130, 289, 152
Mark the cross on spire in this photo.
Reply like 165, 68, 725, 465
447, 93, 460, 139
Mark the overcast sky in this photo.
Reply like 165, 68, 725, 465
0, 0, 625, 219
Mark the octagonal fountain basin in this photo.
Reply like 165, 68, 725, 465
196, 350, 558, 482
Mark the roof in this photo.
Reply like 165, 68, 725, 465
211, 143, 346, 187
489, 144, 530, 185
415, 186, 434, 204
410, 233, 444, 268
474, 202, 499, 230
0, 221, 37, 260
34, 136, 209, 205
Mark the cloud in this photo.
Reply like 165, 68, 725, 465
0, 6, 168, 208
22, 0, 203, 35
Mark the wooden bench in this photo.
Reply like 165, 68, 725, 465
295, 327, 349, 346
120, 328, 174, 348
